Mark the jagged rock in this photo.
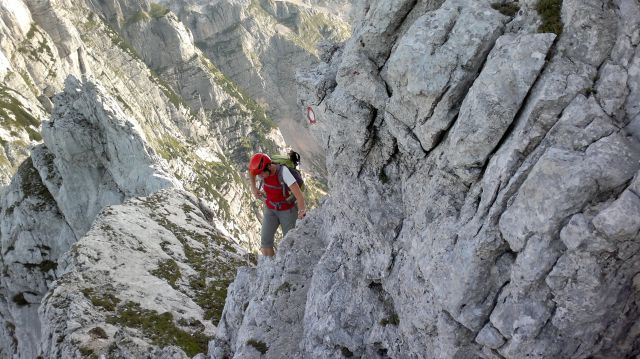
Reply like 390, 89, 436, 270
41, 76, 180, 237
0, 72, 257, 357
211, 206, 328, 359
217, 0, 640, 358
0, 75, 180, 357
0, 156, 75, 358
0, 0, 286, 251
40, 189, 251, 358
163, 0, 352, 175
0, 0, 346, 357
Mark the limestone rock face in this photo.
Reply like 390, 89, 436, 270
218, 0, 640, 358
0, 76, 175, 357
162, 0, 352, 174
0, 76, 254, 358
41, 77, 180, 237
39, 188, 250, 358
0, 0, 283, 252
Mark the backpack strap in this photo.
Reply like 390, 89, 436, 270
277, 165, 296, 203
276, 165, 287, 198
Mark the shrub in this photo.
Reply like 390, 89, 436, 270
536, 0, 563, 35
491, 2, 521, 17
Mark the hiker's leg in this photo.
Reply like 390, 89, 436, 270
278, 206, 298, 237
261, 207, 279, 256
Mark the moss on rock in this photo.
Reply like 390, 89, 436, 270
106, 301, 208, 357
536, 0, 563, 35
150, 258, 181, 289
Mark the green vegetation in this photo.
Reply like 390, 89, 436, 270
275, 281, 291, 295
17, 24, 55, 63
303, 176, 328, 210
249, 0, 350, 55
17, 158, 55, 212
78, 347, 96, 358
491, 2, 521, 17
101, 21, 140, 59
17, 70, 39, 97
148, 69, 188, 110
200, 57, 277, 135
154, 136, 238, 221
106, 301, 208, 357
82, 288, 121, 312
246, 339, 268, 354
536, 0, 563, 35
149, 3, 170, 18
88, 327, 109, 339
290, 12, 351, 54
177, 317, 205, 331
150, 259, 181, 289
0, 85, 42, 141
141, 195, 246, 325
0, 150, 10, 169
380, 313, 400, 326
125, 11, 150, 26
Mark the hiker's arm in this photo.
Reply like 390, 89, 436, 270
289, 183, 306, 219
249, 174, 262, 199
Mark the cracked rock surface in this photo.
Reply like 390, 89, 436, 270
217, 0, 640, 358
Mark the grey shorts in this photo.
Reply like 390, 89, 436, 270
261, 205, 297, 248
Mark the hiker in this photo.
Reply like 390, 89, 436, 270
248, 152, 306, 257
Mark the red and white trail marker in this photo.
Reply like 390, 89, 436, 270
307, 106, 317, 125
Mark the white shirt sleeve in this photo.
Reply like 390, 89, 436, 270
281, 166, 296, 187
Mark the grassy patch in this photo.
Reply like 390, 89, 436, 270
246, 339, 268, 354
536, 0, 563, 35
82, 288, 121, 312
153, 136, 239, 222
0, 85, 41, 136
148, 69, 187, 109
17, 24, 55, 63
144, 203, 246, 325
198, 57, 280, 160
103, 22, 140, 59
491, 2, 520, 17
150, 259, 181, 289
106, 301, 208, 357
88, 326, 109, 339
17, 158, 55, 212
275, 281, 291, 295
249, 0, 350, 55
380, 313, 400, 326
200, 57, 276, 131
126, 11, 150, 26
78, 347, 96, 358
149, 3, 170, 18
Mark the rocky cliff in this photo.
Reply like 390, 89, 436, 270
161, 0, 351, 175
0, 75, 253, 358
214, 0, 640, 358
0, 0, 293, 249
0, 0, 276, 356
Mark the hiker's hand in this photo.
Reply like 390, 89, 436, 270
253, 189, 264, 200
297, 208, 306, 219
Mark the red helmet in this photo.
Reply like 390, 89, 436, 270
249, 153, 271, 176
